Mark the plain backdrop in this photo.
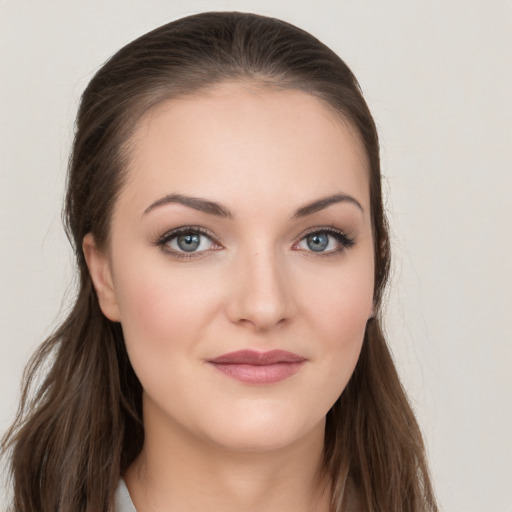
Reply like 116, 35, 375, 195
1, 1, 511, 510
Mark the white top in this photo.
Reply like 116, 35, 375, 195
114, 479, 136, 512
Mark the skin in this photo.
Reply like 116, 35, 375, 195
84, 82, 374, 512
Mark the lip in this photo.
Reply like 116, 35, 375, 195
207, 350, 306, 384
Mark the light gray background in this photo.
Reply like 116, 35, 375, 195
1, 1, 511, 510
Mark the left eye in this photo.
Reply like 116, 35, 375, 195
296, 230, 354, 253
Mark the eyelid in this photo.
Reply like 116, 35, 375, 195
153, 224, 355, 259
293, 226, 355, 253
155, 225, 223, 259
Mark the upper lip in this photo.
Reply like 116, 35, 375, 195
208, 350, 306, 365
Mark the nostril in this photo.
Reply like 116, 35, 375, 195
226, 291, 293, 331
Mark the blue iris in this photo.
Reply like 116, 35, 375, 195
306, 233, 329, 252
177, 234, 201, 252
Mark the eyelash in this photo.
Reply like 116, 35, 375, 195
295, 227, 355, 256
155, 226, 221, 260
155, 226, 355, 260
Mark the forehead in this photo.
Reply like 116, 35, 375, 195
121, 82, 370, 215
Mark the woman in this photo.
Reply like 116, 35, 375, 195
1, 12, 438, 512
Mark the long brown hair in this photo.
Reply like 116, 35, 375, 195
1, 12, 437, 512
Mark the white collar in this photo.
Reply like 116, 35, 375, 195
114, 479, 137, 512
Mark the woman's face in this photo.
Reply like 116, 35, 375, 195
86, 82, 374, 452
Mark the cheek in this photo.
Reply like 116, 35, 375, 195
301, 255, 374, 387
306, 252, 373, 330
111, 257, 220, 361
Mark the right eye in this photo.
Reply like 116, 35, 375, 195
157, 227, 222, 258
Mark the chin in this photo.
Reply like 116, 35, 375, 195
196, 407, 326, 454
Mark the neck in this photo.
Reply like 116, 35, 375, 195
124, 399, 331, 512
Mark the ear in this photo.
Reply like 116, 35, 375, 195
82, 233, 121, 322
368, 297, 377, 321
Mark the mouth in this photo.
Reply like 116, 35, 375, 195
207, 350, 306, 384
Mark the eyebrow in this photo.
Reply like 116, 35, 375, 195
143, 194, 233, 217
291, 193, 364, 218
143, 192, 363, 218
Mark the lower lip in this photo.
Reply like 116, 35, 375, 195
209, 362, 304, 384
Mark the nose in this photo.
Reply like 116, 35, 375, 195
225, 247, 296, 331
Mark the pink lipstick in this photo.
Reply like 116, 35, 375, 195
208, 350, 306, 384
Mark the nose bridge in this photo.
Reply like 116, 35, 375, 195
227, 241, 293, 330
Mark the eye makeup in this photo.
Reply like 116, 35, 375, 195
154, 226, 223, 260
293, 226, 355, 257
153, 223, 356, 261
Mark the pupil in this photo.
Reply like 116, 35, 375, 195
307, 233, 328, 252
177, 234, 200, 252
